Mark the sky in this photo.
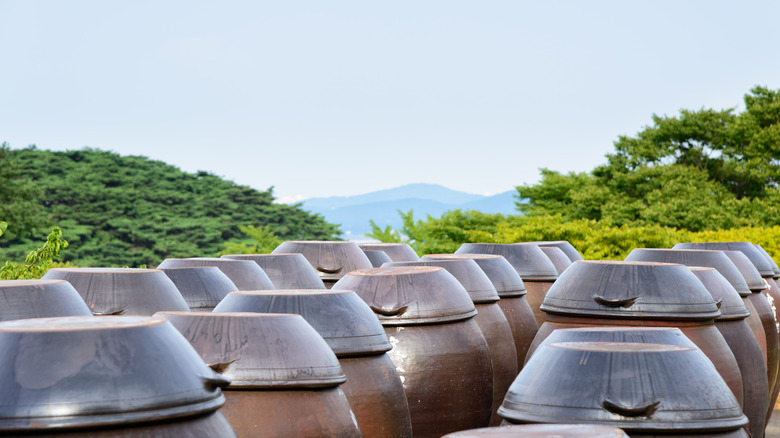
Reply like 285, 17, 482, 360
2, 1, 779, 203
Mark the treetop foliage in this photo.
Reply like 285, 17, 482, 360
0, 146, 342, 267
516, 86, 780, 232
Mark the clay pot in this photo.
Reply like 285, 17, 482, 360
690, 267, 768, 438
521, 240, 584, 262
160, 267, 237, 311
533, 261, 744, 409
214, 289, 411, 437
0, 280, 92, 321
420, 253, 538, 369
333, 266, 493, 437
538, 246, 572, 275
500, 341, 748, 435
42, 268, 189, 315
625, 247, 779, 413
156, 258, 274, 291
363, 249, 393, 267
456, 243, 558, 327
383, 259, 517, 426
273, 241, 372, 288
442, 424, 629, 437
357, 242, 420, 261
0, 315, 233, 436
220, 253, 325, 289
155, 312, 360, 438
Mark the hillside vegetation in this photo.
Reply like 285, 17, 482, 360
0, 146, 341, 267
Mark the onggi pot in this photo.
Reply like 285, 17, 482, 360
213, 289, 412, 437
156, 258, 274, 291
160, 267, 238, 311
532, 260, 744, 409
383, 259, 516, 426
0, 280, 92, 322
156, 312, 360, 438
442, 424, 629, 437
333, 266, 493, 437
455, 243, 558, 327
689, 267, 768, 438
421, 253, 538, 370
42, 268, 189, 315
272, 241, 372, 288
0, 315, 234, 437
220, 253, 325, 289
499, 341, 749, 437
357, 242, 420, 261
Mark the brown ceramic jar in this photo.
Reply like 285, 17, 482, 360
156, 312, 360, 438
273, 241, 372, 288
42, 268, 189, 315
500, 341, 748, 436
160, 267, 238, 311
213, 289, 412, 437
522, 240, 584, 262
333, 266, 493, 437
0, 316, 234, 437
421, 253, 538, 370
689, 267, 768, 438
0, 280, 92, 321
455, 243, 558, 327
532, 260, 744, 409
357, 242, 420, 261
156, 258, 274, 291
383, 259, 517, 426
220, 253, 326, 289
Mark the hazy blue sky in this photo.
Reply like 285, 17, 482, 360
2, 1, 779, 202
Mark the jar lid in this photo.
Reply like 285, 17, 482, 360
273, 241, 372, 281
357, 243, 420, 261
332, 266, 477, 325
157, 258, 275, 291
521, 240, 584, 262
675, 242, 775, 277
421, 254, 527, 297
721, 251, 767, 292
456, 243, 558, 281
540, 261, 721, 320
221, 253, 325, 289
363, 250, 393, 268
754, 244, 780, 278
42, 268, 190, 315
539, 246, 573, 275
442, 424, 629, 437
213, 289, 391, 356
157, 312, 345, 388
688, 267, 750, 320
0, 280, 92, 322
160, 267, 238, 310
383, 259, 499, 303
625, 249, 752, 296
499, 341, 747, 432
0, 316, 227, 431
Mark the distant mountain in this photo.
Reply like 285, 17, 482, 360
302, 183, 486, 211
299, 184, 520, 238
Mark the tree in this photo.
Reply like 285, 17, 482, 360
516, 86, 780, 231
0, 144, 47, 239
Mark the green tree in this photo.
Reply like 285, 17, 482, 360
516, 86, 780, 231
0, 144, 47, 239
219, 225, 283, 255
0, 146, 342, 266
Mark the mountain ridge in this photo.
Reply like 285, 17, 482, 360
299, 184, 519, 238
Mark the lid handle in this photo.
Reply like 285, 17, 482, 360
603, 399, 660, 418
593, 296, 638, 308
93, 308, 126, 316
316, 266, 342, 275
202, 372, 231, 391
370, 304, 409, 317
714, 298, 723, 309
